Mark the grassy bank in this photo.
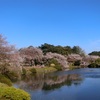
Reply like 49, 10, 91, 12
23, 66, 57, 74
0, 74, 31, 100
0, 82, 30, 100
35, 67, 57, 73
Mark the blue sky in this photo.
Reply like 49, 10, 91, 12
0, 0, 100, 53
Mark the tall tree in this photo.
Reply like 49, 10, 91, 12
0, 34, 21, 74
19, 46, 43, 66
72, 46, 85, 56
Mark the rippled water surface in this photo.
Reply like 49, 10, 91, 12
14, 68, 100, 100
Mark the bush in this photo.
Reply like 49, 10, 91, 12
74, 60, 81, 66
30, 68, 37, 74
53, 65, 62, 71
95, 58, 100, 65
22, 68, 27, 75
46, 58, 62, 71
0, 74, 12, 86
0, 63, 20, 81
88, 63, 99, 68
0, 85, 30, 100
5, 71, 19, 82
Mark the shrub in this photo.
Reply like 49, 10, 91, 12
53, 65, 62, 71
0, 74, 12, 86
0, 63, 20, 81
5, 71, 19, 82
22, 68, 27, 75
46, 58, 62, 71
30, 68, 37, 74
88, 63, 99, 68
95, 58, 100, 65
0, 86, 30, 100
74, 60, 81, 66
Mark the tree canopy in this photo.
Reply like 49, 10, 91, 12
89, 51, 100, 56
39, 43, 85, 56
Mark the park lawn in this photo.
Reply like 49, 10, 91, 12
24, 66, 57, 73
35, 67, 57, 73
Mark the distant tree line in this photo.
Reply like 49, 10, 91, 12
89, 51, 100, 56
39, 43, 85, 56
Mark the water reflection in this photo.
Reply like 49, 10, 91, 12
42, 74, 82, 90
14, 68, 100, 91
14, 73, 83, 91
14, 68, 100, 100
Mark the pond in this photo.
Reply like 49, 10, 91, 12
14, 68, 100, 100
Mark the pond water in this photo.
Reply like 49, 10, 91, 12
14, 68, 100, 100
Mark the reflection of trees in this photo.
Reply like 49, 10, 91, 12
42, 80, 72, 90
14, 74, 83, 91
42, 74, 83, 90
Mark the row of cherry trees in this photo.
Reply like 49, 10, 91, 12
19, 46, 69, 69
1, 33, 100, 73
0, 34, 69, 72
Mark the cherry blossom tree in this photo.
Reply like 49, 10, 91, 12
19, 46, 43, 66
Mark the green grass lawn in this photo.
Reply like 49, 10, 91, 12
35, 67, 57, 73
24, 66, 57, 73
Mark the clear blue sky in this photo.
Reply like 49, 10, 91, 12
0, 0, 100, 53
